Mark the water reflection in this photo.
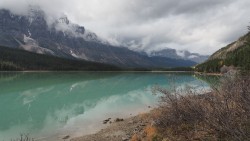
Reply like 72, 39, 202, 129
0, 72, 209, 140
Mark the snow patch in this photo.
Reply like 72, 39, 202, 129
176, 50, 185, 58
188, 55, 198, 59
23, 34, 36, 45
70, 50, 78, 58
28, 30, 31, 37
28, 17, 34, 25
9, 13, 15, 18
22, 34, 55, 55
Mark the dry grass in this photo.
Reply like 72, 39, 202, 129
131, 134, 139, 141
155, 75, 250, 141
131, 125, 161, 141
144, 125, 157, 140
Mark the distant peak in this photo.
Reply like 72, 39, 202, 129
57, 15, 70, 25
27, 5, 45, 18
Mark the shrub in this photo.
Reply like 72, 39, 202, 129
155, 75, 250, 141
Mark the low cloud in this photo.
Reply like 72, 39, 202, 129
0, 0, 249, 55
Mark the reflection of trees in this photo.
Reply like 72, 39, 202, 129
0, 72, 24, 83
193, 74, 220, 87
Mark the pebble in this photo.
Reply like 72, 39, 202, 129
103, 118, 112, 124
140, 124, 146, 126
128, 120, 134, 124
62, 135, 70, 139
122, 137, 129, 141
151, 120, 156, 126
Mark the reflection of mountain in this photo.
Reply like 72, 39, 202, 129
0, 72, 200, 137
0, 72, 118, 95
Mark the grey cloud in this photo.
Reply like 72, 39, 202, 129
102, 0, 234, 24
0, 0, 249, 55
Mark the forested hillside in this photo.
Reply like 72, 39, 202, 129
0, 46, 120, 71
195, 32, 250, 73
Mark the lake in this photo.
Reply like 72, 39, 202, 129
0, 72, 211, 140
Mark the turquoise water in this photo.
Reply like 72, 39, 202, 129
0, 72, 209, 140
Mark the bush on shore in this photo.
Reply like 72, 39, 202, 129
155, 75, 250, 141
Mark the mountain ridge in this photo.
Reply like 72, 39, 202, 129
0, 45, 120, 71
0, 8, 197, 68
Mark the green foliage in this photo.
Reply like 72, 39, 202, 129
0, 61, 22, 71
195, 45, 250, 73
0, 46, 121, 71
195, 59, 223, 73
225, 45, 250, 70
196, 31, 250, 73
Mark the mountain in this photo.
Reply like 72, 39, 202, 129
195, 32, 250, 73
0, 45, 120, 71
0, 8, 196, 68
149, 49, 209, 63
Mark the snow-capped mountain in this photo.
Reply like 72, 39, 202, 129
0, 7, 196, 68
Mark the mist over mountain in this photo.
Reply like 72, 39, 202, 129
0, 7, 197, 68
0, 0, 249, 55
149, 49, 209, 63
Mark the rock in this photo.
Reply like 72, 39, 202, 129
62, 135, 70, 140
133, 128, 139, 133
142, 132, 147, 138
115, 118, 124, 122
128, 120, 134, 124
122, 136, 129, 141
103, 118, 111, 124
140, 124, 146, 126
151, 120, 156, 126
103, 120, 108, 124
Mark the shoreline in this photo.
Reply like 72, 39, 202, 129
70, 110, 156, 141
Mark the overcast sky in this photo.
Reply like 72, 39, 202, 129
0, 0, 250, 55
